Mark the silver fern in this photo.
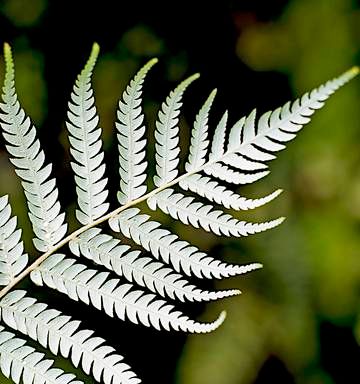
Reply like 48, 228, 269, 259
0, 42, 357, 383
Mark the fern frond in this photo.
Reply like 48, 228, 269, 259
66, 42, 109, 225
179, 174, 282, 210
185, 89, 216, 172
30, 254, 227, 333
204, 68, 359, 185
222, 153, 268, 172
147, 188, 283, 236
109, 209, 262, 279
69, 229, 240, 302
154, 73, 199, 187
0, 43, 67, 252
0, 325, 83, 384
204, 162, 270, 184
116, 58, 158, 205
0, 290, 140, 384
0, 195, 28, 285
208, 110, 228, 160
0, 43, 358, 384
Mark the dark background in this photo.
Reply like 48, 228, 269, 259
0, 0, 360, 383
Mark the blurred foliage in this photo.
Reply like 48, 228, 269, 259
0, 0, 46, 27
0, 0, 360, 383
178, 0, 360, 383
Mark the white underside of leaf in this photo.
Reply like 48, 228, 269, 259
0, 45, 67, 252
70, 229, 240, 302
179, 173, 283, 210
0, 195, 28, 285
0, 324, 83, 384
154, 73, 199, 187
109, 208, 262, 279
0, 290, 140, 384
30, 254, 226, 333
185, 89, 216, 172
67, 43, 109, 225
147, 188, 283, 237
116, 59, 158, 205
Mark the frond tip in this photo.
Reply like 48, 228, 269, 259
67, 42, 109, 225
116, 58, 158, 205
348, 66, 360, 76
154, 73, 200, 187
0, 43, 67, 252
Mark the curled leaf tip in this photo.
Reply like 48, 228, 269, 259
217, 310, 227, 324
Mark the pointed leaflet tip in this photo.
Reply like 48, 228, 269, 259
277, 216, 286, 225
252, 263, 263, 270
134, 57, 159, 80
89, 42, 100, 63
337, 66, 360, 84
4, 42, 11, 55
147, 57, 159, 66
3, 42, 14, 71
177, 73, 200, 89
190, 73, 200, 81
3, 43, 15, 87
92, 42, 100, 55
348, 66, 359, 76
175, 72, 201, 93
214, 310, 227, 328
83, 43, 100, 74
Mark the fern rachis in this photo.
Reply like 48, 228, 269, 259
0, 42, 357, 383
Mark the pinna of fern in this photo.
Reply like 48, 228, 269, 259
0, 41, 357, 384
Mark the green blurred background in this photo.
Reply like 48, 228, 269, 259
0, 0, 360, 383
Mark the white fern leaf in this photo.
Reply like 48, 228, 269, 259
0, 325, 83, 384
109, 209, 262, 279
66, 43, 109, 225
154, 73, 199, 187
180, 173, 282, 210
204, 162, 269, 184
0, 195, 28, 285
0, 290, 140, 384
227, 109, 256, 152
185, 89, 217, 172
210, 68, 359, 181
222, 152, 268, 172
69, 229, 240, 302
30, 254, 227, 333
116, 58, 158, 205
0, 43, 67, 252
147, 188, 283, 236
209, 110, 228, 160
